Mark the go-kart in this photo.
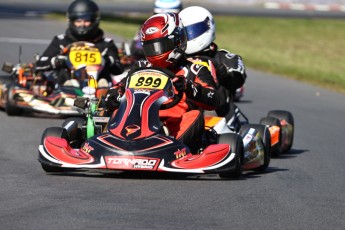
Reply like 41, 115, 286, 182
38, 67, 277, 179
0, 41, 107, 116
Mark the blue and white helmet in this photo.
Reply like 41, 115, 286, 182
153, 0, 183, 14
179, 6, 216, 55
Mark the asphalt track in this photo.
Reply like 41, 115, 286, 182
0, 14, 345, 230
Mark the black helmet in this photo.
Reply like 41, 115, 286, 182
67, 0, 100, 39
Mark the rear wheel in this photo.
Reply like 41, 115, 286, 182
253, 124, 271, 171
239, 124, 271, 171
267, 110, 294, 152
40, 127, 69, 173
218, 133, 243, 179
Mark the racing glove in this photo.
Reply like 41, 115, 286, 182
172, 75, 186, 92
51, 55, 67, 70
172, 75, 196, 93
104, 84, 124, 112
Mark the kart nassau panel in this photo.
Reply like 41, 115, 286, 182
38, 133, 236, 174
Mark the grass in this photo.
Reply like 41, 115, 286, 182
48, 13, 345, 93
214, 16, 345, 93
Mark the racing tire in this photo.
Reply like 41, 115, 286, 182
267, 110, 294, 152
61, 117, 85, 148
218, 133, 243, 179
40, 127, 69, 173
6, 83, 23, 116
252, 124, 271, 171
240, 124, 271, 171
260, 117, 282, 157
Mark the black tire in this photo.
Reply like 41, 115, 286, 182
218, 133, 243, 179
40, 127, 69, 173
6, 84, 23, 116
253, 124, 271, 171
239, 124, 271, 171
267, 110, 294, 151
61, 117, 85, 148
260, 116, 282, 157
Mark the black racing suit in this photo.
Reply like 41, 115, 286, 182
36, 28, 124, 85
187, 42, 247, 131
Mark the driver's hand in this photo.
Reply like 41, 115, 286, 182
103, 55, 114, 66
52, 55, 67, 70
172, 75, 186, 92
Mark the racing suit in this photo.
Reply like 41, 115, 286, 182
187, 42, 247, 131
105, 59, 224, 152
36, 28, 124, 86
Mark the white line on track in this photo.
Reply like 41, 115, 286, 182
0, 37, 50, 44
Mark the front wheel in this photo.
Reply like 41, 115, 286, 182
40, 127, 69, 173
218, 133, 243, 179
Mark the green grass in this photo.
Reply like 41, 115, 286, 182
48, 13, 345, 93
214, 16, 345, 93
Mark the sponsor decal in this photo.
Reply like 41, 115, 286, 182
174, 148, 187, 159
145, 27, 158, 35
81, 142, 94, 154
125, 124, 140, 136
106, 156, 160, 170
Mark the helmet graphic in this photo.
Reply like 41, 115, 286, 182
140, 13, 187, 68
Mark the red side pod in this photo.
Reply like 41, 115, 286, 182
44, 137, 94, 164
172, 144, 230, 169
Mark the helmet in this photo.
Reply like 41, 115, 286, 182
179, 6, 216, 55
140, 13, 187, 68
67, 0, 100, 38
153, 0, 182, 14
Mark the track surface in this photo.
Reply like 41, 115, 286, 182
0, 16, 344, 229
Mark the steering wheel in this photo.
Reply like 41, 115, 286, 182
160, 89, 183, 110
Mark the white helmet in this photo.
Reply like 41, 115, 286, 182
179, 6, 216, 55
153, 0, 182, 14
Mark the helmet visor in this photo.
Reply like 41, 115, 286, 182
185, 17, 210, 41
69, 12, 98, 22
142, 37, 175, 57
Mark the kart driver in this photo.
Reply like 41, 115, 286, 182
179, 6, 247, 131
105, 13, 224, 152
35, 0, 124, 88
130, 0, 183, 60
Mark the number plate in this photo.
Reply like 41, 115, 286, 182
69, 48, 102, 67
128, 72, 169, 90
